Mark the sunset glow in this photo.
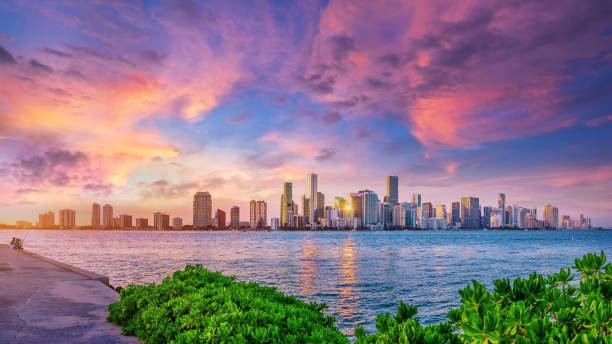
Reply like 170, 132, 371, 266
0, 0, 610, 226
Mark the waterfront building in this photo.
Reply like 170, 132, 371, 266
271, 218, 279, 230
38, 211, 54, 228
481, 206, 492, 228
305, 173, 317, 225
505, 206, 512, 226
302, 195, 309, 224
350, 192, 363, 222
172, 217, 182, 230
154, 212, 170, 230
334, 197, 348, 218
497, 193, 506, 226
59, 209, 76, 229
102, 204, 113, 229
324, 206, 338, 227
411, 193, 422, 207
91, 203, 101, 228
119, 214, 132, 229
135, 218, 148, 229
113, 217, 120, 229
316, 192, 325, 223
460, 197, 480, 229
193, 192, 212, 228
379, 202, 393, 228
386, 176, 399, 204
435, 204, 447, 221
512, 204, 519, 227
280, 182, 292, 227
362, 190, 379, 226
490, 211, 502, 228
518, 207, 527, 229
250, 200, 267, 228
525, 213, 539, 229
215, 209, 226, 229
230, 206, 240, 228
422, 202, 433, 221
543, 204, 559, 229
451, 202, 460, 225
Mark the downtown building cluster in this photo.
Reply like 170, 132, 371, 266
13, 174, 593, 230
269, 174, 593, 231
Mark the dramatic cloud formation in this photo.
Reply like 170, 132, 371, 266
0, 0, 610, 225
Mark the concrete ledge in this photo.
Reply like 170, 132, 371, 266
0, 243, 110, 286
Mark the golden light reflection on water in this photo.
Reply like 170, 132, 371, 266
337, 237, 362, 334
299, 239, 318, 294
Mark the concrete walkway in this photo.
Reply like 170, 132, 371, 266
0, 245, 140, 344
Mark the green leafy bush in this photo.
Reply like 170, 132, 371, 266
108, 251, 610, 343
355, 250, 611, 343
107, 265, 349, 343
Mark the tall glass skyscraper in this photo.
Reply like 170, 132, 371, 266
386, 176, 398, 204
461, 197, 480, 229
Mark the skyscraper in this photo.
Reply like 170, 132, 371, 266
460, 197, 480, 229
91, 203, 101, 228
215, 209, 226, 229
193, 192, 212, 228
435, 204, 447, 220
281, 182, 293, 227
361, 190, 379, 226
386, 176, 398, 204
119, 214, 132, 229
305, 173, 317, 224
316, 191, 325, 222
334, 197, 348, 218
497, 193, 506, 226
451, 202, 460, 225
250, 200, 267, 228
422, 202, 433, 220
483, 206, 493, 228
38, 211, 54, 228
59, 209, 75, 229
411, 193, 421, 207
102, 204, 113, 229
350, 192, 363, 221
154, 212, 170, 230
230, 206, 240, 228
543, 204, 559, 229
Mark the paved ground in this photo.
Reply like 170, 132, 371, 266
0, 245, 140, 344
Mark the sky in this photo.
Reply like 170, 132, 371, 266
0, 0, 611, 226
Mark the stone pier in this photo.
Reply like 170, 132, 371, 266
0, 244, 139, 343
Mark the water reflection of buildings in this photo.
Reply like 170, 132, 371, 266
337, 237, 362, 334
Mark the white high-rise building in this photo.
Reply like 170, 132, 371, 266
193, 192, 212, 228
305, 173, 317, 225
497, 193, 506, 226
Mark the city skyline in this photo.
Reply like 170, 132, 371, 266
6, 173, 595, 229
0, 1, 611, 226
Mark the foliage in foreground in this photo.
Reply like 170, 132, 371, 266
355, 251, 611, 344
108, 251, 611, 343
107, 265, 349, 343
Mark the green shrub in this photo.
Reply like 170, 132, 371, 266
355, 250, 611, 343
108, 251, 610, 343
107, 265, 349, 343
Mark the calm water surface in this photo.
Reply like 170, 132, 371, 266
2, 230, 610, 336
